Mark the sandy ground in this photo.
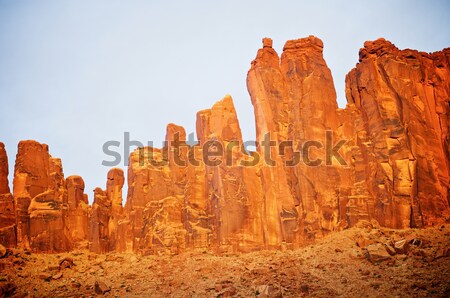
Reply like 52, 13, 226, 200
1, 223, 449, 298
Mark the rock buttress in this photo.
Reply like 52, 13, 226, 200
11, 140, 94, 252
195, 95, 265, 252
89, 168, 125, 253
0, 142, 16, 247
345, 39, 450, 227
247, 38, 300, 248
66, 175, 90, 249
126, 140, 187, 254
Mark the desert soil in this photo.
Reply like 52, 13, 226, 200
1, 223, 449, 297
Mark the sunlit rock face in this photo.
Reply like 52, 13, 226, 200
247, 36, 357, 246
247, 36, 449, 245
123, 95, 265, 254
0, 142, 15, 247
66, 175, 89, 249
89, 168, 126, 253
280, 37, 357, 239
345, 39, 450, 228
12, 141, 70, 252
89, 187, 109, 253
125, 143, 187, 254
1, 36, 448, 253
195, 95, 266, 252
247, 39, 300, 248
9, 141, 89, 252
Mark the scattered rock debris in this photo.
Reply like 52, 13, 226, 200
0, 224, 448, 297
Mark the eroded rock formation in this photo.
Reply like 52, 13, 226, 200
196, 95, 265, 252
66, 175, 89, 249
125, 143, 187, 254
0, 36, 448, 253
13, 141, 71, 252
0, 143, 15, 246
345, 39, 450, 228
89, 168, 125, 253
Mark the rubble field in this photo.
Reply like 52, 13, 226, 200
1, 222, 449, 297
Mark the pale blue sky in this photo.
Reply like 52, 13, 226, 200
0, 0, 449, 201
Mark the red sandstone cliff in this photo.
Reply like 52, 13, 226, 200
0, 142, 15, 246
247, 36, 356, 246
13, 141, 71, 252
65, 175, 89, 249
0, 36, 448, 253
345, 39, 450, 228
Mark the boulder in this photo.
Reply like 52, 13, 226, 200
365, 243, 393, 263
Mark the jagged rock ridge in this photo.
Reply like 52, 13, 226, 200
0, 36, 448, 253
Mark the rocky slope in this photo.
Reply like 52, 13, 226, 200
1, 223, 449, 297
0, 36, 448, 254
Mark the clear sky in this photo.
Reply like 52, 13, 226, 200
1, 0, 449, 202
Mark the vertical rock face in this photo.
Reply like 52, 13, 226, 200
66, 175, 89, 249
28, 157, 70, 252
345, 39, 450, 227
196, 95, 264, 251
89, 168, 125, 253
106, 168, 124, 250
121, 96, 266, 253
13, 141, 51, 250
247, 39, 300, 248
2, 36, 449, 254
0, 143, 10, 195
126, 144, 186, 254
247, 36, 352, 245
247, 36, 449, 243
89, 187, 110, 253
13, 141, 70, 252
165, 124, 188, 196
184, 143, 211, 249
0, 143, 15, 246
10, 141, 92, 252
280, 37, 355, 239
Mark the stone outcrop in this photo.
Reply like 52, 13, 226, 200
0, 143, 10, 195
106, 168, 124, 250
89, 187, 109, 253
89, 168, 125, 253
280, 37, 355, 239
13, 141, 70, 252
345, 39, 450, 228
0, 143, 15, 247
247, 36, 356, 246
247, 39, 300, 248
66, 175, 89, 249
28, 157, 70, 252
196, 95, 265, 252
246, 36, 449, 244
125, 144, 187, 254
10, 141, 90, 252
0, 36, 448, 254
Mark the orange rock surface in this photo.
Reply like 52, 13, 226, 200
65, 175, 89, 249
0, 36, 448, 253
0, 142, 15, 246
345, 39, 450, 228
12, 141, 71, 252
196, 95, 265, 251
